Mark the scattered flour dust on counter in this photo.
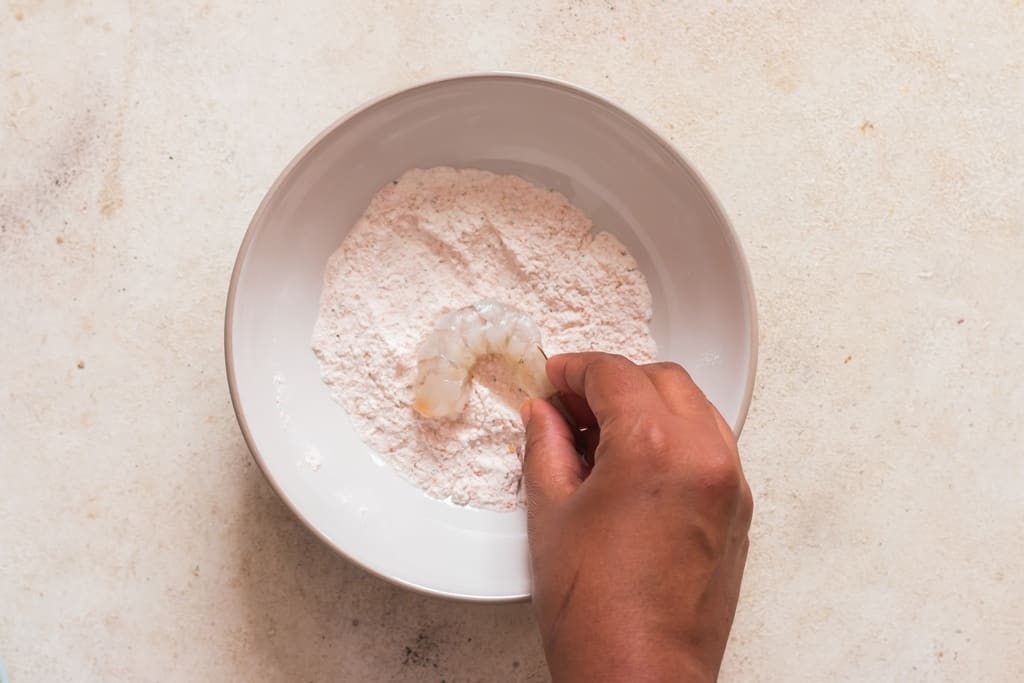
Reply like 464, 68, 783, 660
312, 167, 656, 510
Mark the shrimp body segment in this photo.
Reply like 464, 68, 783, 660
413, 301, 555, 418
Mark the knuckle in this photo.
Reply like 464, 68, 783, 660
589, 355, 647, 396
648, 361, 691, 381
591, 354, 632, 376
602, 413, 675, 466
524, 424, 546, 455
607, 414, 681, 473
625, 414, 674, 455
698, 457, 744, 496
738, 481, 755, 524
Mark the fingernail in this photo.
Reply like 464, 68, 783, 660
519, 400, 532, 428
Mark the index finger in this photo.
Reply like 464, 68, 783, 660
546, 352, 663, 426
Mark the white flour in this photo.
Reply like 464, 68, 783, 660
312, 167, 657, 510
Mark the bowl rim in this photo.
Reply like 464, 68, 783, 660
224, 71, 759, 601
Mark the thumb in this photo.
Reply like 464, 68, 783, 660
521, 398, 584, 516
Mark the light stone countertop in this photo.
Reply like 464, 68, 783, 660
2, 2, 1022, 681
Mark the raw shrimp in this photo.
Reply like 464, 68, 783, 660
413, 300, 556, 418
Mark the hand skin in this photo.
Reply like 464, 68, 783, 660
521, 353, 753, 683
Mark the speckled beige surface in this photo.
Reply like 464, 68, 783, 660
2, 2, 1022, 681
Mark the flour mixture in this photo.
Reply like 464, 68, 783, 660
312, 167, 656, 510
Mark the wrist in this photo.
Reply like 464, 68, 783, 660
546, 633, 717, 682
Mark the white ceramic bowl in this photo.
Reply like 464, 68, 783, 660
226, 74, 757, 601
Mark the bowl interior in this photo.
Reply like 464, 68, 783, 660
227, 75, 756, 600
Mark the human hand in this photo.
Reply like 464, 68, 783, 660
521, 353, 753, 682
